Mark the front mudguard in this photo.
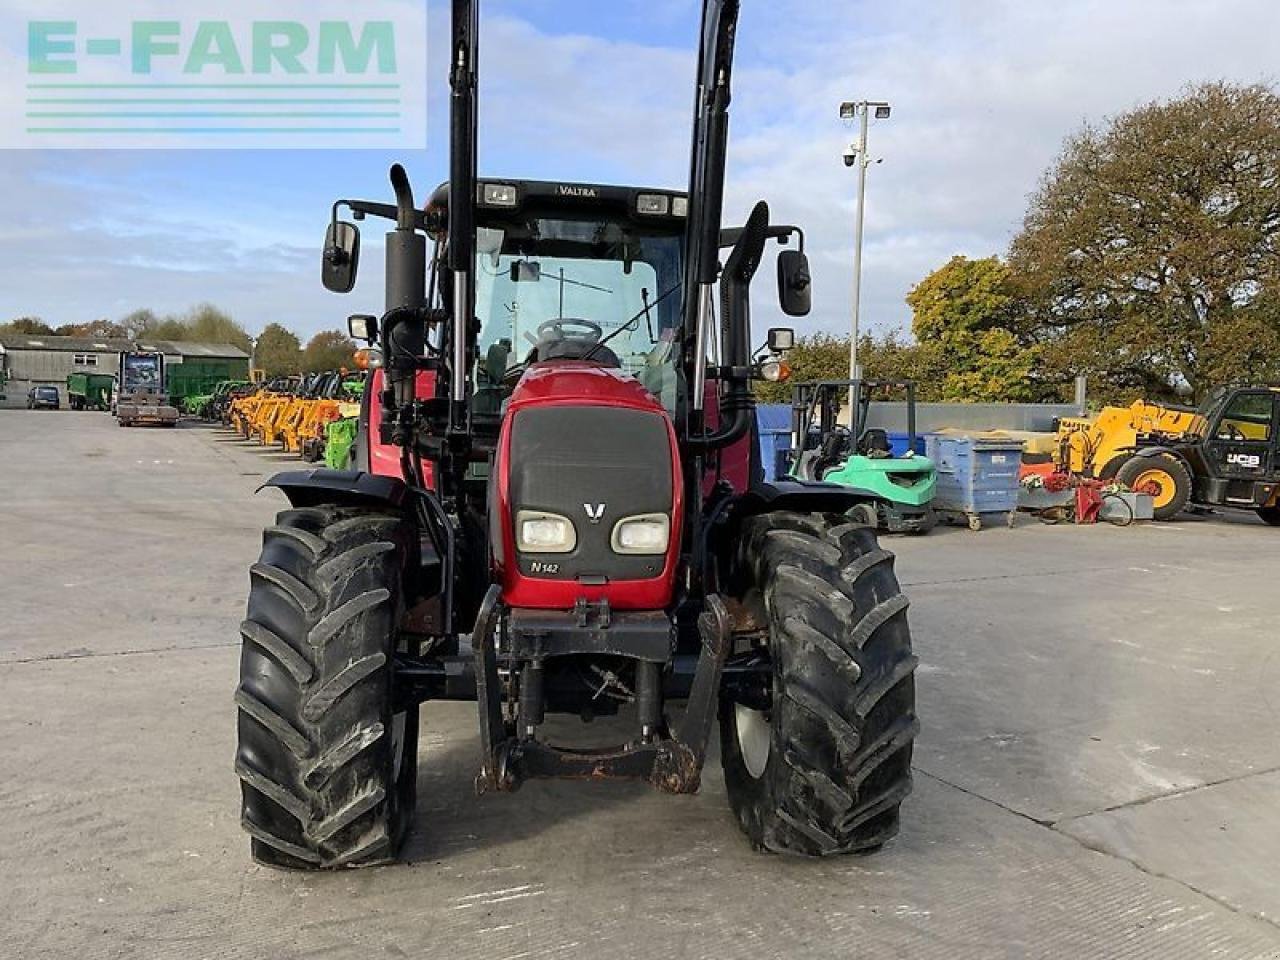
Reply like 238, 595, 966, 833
732, 478, 887, 518
261, 468, 410, 510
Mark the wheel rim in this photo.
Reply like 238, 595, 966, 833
1132, 468, 1175, 509
735, 703, 771, 779
390, 712, 407, 782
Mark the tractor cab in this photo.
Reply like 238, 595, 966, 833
431, 179, 690, 418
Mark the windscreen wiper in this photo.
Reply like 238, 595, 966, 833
580, 283, 681, 363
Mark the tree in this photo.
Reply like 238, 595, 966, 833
0, 317, 55, 336
254, 322, 302, 376
1010, 82, 1280, 401
754, 333, 850, 404
906, 255, 1044, 402
753, 330, 943, 404
51, 319, 131, 338
120, 309, 159, 339
185, 303, 253, 353
301, 330, 358, 372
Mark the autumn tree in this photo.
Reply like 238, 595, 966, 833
0, 317, 54, 335
185, 303, 253, 353
906, 255, 1044, 402
301, 330, 358, 372
1011, 82, 1280, 401
753, 331, 944, 404
254, 323, 303, 376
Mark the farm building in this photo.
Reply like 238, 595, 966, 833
0, 335, 250, 408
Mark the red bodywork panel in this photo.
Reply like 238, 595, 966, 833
495, 362, 685, 610
701, 381, 751, 497
367, 369, 437, 486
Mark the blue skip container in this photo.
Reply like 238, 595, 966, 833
756, 403, 794, 482
923, 431, 1025, 530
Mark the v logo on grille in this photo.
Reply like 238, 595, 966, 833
583, 503, 606, 523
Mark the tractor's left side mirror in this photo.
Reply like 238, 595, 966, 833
767, 327, 795, 352
322, 221, 361, 293
777, 249, 811, 317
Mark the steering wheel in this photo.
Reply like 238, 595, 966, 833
537, 318, 602, 343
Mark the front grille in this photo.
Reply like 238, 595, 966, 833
508, 405, 672, 581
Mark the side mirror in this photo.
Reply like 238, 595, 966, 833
348, 314, 378, 342
777, 249, 811, 317
322, 221, 361, 293
767, 327, 795, 352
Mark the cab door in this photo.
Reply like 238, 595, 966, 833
1207, 390, 1278, 482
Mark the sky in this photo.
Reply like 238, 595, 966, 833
1, 0, 1279, 344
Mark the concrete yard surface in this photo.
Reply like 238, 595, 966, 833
2, 410, 1279, 959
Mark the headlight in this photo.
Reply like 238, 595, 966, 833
516, 510, 576, 553
610, 513, 670, 555
636, 193, 671, 216
758, 358, 791, 383
479, 182, 518, 207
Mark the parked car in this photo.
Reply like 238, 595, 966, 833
27, 385, 60, 410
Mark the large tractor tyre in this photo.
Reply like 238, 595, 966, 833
722, 512, 919, 856
1257, 506, 1280, 526
236, 504, 421, 870
1115, 454, 1191, 521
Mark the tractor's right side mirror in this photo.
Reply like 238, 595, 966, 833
777, 249, 811, 317
322, 221, 361, 293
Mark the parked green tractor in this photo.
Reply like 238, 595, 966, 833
791, 379, 937, 533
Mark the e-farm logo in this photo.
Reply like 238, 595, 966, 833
2, 2, 426, 148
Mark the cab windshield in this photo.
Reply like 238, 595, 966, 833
472, 215, 684, 409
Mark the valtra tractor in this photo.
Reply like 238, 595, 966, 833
236, 0, 919, 869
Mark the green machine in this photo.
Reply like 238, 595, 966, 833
66, 372, 115, 411
790, 379, 937, 533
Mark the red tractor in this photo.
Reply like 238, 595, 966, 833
235, 0, 918, 869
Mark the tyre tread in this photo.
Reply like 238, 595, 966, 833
722, 511, 918, 857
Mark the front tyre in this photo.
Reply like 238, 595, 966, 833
722, 512, 918, 855
1258, 505, 1280, 526
236, 504, 419, 869
1115, 454, 1191, 521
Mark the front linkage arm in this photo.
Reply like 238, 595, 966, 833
472, 591, 732, 795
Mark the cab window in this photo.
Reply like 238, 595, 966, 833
1215, 392, 1275, 442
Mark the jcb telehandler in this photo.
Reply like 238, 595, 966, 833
1110, 385, 1280, 524
236, 0, 918, 869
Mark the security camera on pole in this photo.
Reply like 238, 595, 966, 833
839, 99, 890, 416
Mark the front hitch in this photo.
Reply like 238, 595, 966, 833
472, 591, 733, 795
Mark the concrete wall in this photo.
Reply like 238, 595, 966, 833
863, 401, 1085, 435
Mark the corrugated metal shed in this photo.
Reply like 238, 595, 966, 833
0, 335, 134, 353
146, 340, 250, 359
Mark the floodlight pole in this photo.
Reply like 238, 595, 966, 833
841, 100, 889, 417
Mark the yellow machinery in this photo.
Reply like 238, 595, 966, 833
277, 390, 315, 451
1055, 400, 1200, 480
1053, 391, 1278, 520
229, 386, 265, 437
252, 390, 295, 445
